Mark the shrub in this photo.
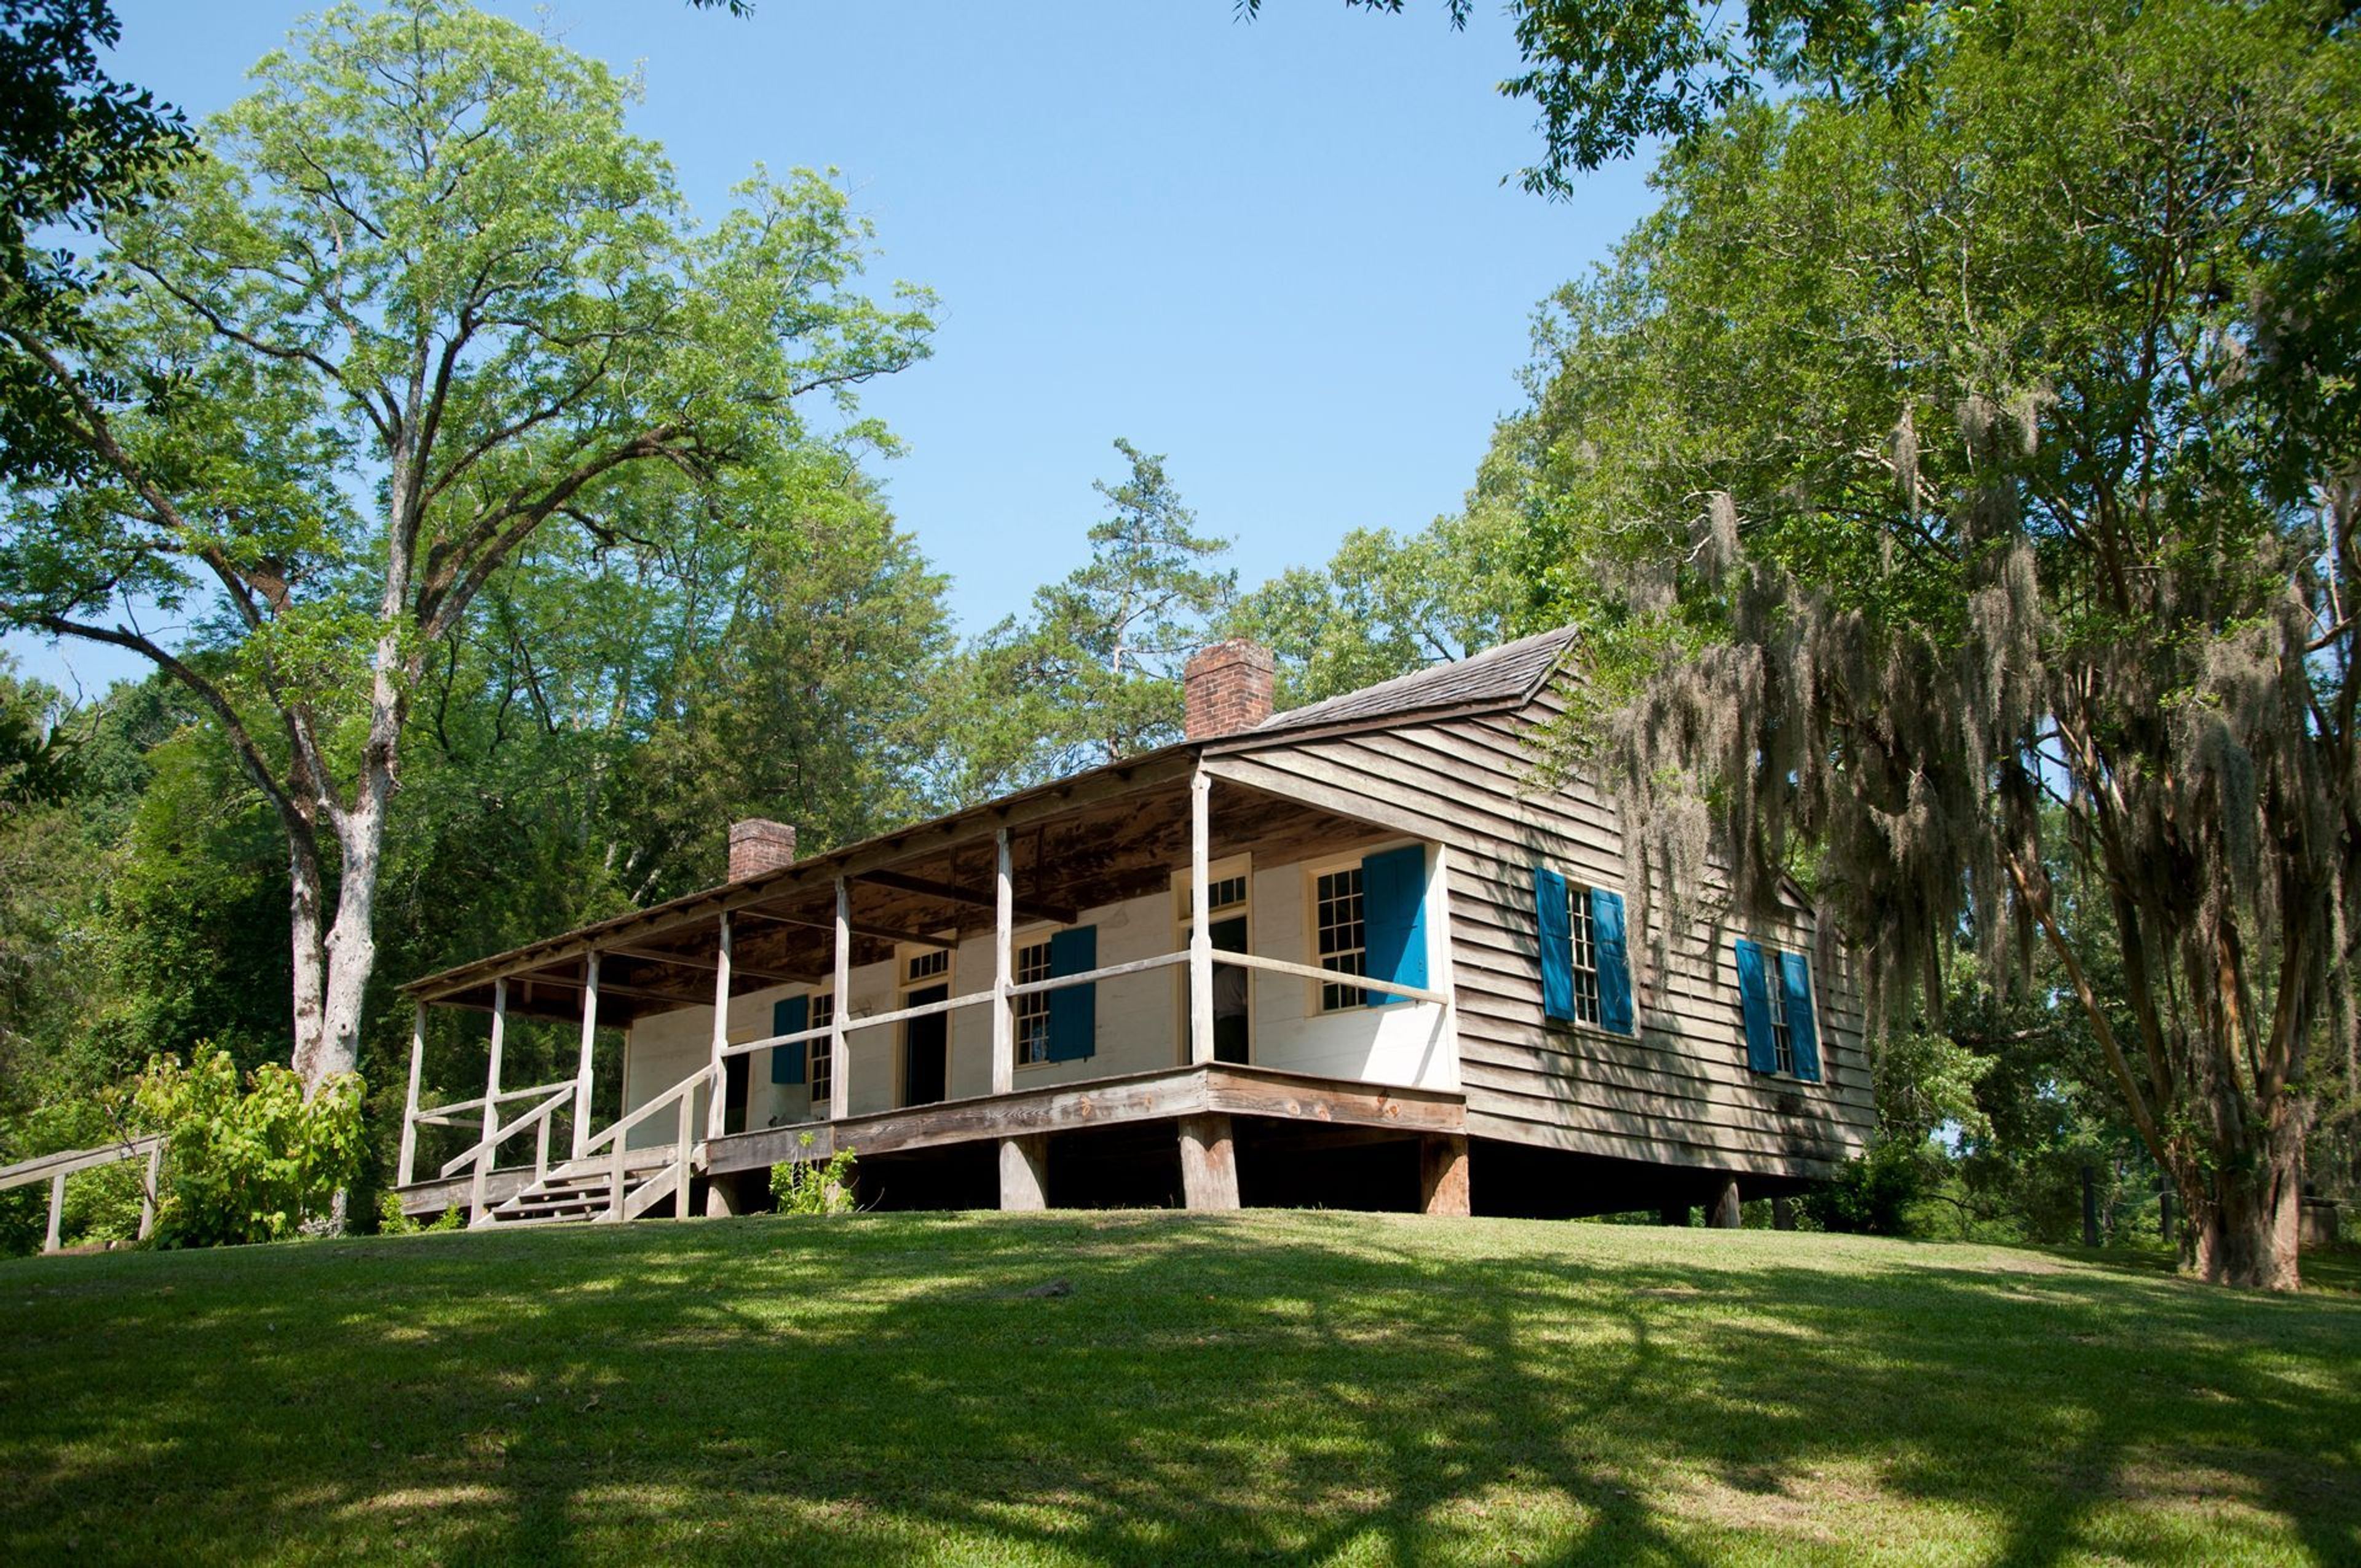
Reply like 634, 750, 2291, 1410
131, 1050, 364, 1246
1800, 1139, 1932, 1237
374, 1190, 463, 1235
770, 1134, 857, 1216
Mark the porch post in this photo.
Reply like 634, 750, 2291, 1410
1177, 1112, 1238, 1210
1188, 766, 1214, 1066
481, 979, 507, 1154
572, 952, 600, 1162
705, 913, 733, 1146
397, 1000, 425, 1187
992, 828, 1014, 1097
829, 877, 852, 1120
473, 978, 506, 1226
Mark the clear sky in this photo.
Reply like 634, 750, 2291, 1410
7, 0, 1653, 695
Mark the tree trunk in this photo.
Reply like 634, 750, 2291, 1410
287, 832, 331, 1091
2185, 1117, 2306, 1291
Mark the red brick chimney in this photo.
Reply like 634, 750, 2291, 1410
1184, 639, 1275, 740
727, 818, 798, 881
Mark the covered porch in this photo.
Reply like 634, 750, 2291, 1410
395, 756, 1469, 1225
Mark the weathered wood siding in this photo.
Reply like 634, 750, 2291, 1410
1207, 686, 1875, 1179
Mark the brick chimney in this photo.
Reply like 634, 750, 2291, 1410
1184, 639, 1275, 740
727, 818, 798, 881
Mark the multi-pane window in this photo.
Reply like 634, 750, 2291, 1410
1315, 866, 1368, 1012
906, 948, 949, 984
807, 992, 835, 1103
1204, 874, 1248, 913
1014, 939, 1054, 1066
1765, 956, 1795, 1075
1565, 884, 1603, 1028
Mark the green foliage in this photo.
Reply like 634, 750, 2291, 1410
1798, 1138, 1935, 1237
374, 1189, 460, 1235
769, 1133, 856, 1216
945, 440, 1232, 798
130, 1049, 363, 1246
1505, 0, 2359, 1285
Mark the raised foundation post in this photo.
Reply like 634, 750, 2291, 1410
999, 1134, 1048, 1211
1178, 1112, 1239, 1211
1419, 1133, 1471, 1216
1707, 1175, 1742, 1229
1772, 1194, 1796, 1232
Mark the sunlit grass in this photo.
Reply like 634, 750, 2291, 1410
1, 1211, 2355, 1565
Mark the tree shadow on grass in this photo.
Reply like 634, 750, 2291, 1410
1, 1214, 2357, 1566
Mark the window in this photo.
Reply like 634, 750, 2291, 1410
1734, 937, 1819, 1082
1014, 938, 1054, 1067
1565, 882, 1602, 1028
807, 992, 835, 1104
1765, 959, 1795, 1075
1204, 874, 1248, 914
1315, 865, 1368, 1012
906, 948, 949, 984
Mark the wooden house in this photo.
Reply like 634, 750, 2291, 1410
394, 630, 1874, 1227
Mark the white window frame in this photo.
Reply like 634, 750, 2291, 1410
805, 988, 836, 1107
1763, 948, 1797, 1076
1304, 850, 1372, 1014
1011, 927, 1057, 1071
1564, 879, 1605, 1029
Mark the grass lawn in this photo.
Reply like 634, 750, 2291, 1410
2, 1211, 2357, 1566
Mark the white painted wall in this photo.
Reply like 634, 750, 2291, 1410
617, 839, 1456, 1135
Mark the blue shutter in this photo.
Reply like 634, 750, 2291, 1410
1047, 925, 1097, 1061
1591, 887, 1634, 1035
1781, 949, 1821, 1082
1535, 866, 1575, 1023
1360, 843, 1428, 1007
770, 996, 809, 1085
1734, 940, 1777, 1073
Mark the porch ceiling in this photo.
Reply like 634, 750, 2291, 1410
413, 773, 1395, 1024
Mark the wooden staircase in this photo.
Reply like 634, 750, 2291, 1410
478, 1150, 686, 1227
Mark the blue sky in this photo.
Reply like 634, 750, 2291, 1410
7, 0, 1652, 694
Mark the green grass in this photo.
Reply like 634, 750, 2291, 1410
2, 1213, 2357, 1566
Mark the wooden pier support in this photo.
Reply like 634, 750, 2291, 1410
1419, 1133, 1470, 1216
999, 1134, 1048, 1211
1177, 1113, 1238, 1211
1707, 1176, 1742, 1229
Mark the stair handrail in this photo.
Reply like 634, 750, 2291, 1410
444, 1083, 572, 1225
579, 1063, 712, 1224
439, 1084, 575, 1181
580, 1062, 713, 1159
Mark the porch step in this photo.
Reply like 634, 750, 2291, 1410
477, 1152, 691, 1229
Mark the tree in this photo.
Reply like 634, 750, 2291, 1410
1241, 0, 1895, 192
1, 0, 188, 481
948, 440, 1232, 795
0, 0, 934, 1096
1517, 0, 2360, 1287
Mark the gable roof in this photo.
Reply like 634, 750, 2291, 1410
1243, 625, 1577, 738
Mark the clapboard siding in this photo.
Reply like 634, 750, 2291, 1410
1211, 684, 1875, 1178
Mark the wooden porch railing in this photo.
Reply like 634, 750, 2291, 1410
0, 1133, 167, 1253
